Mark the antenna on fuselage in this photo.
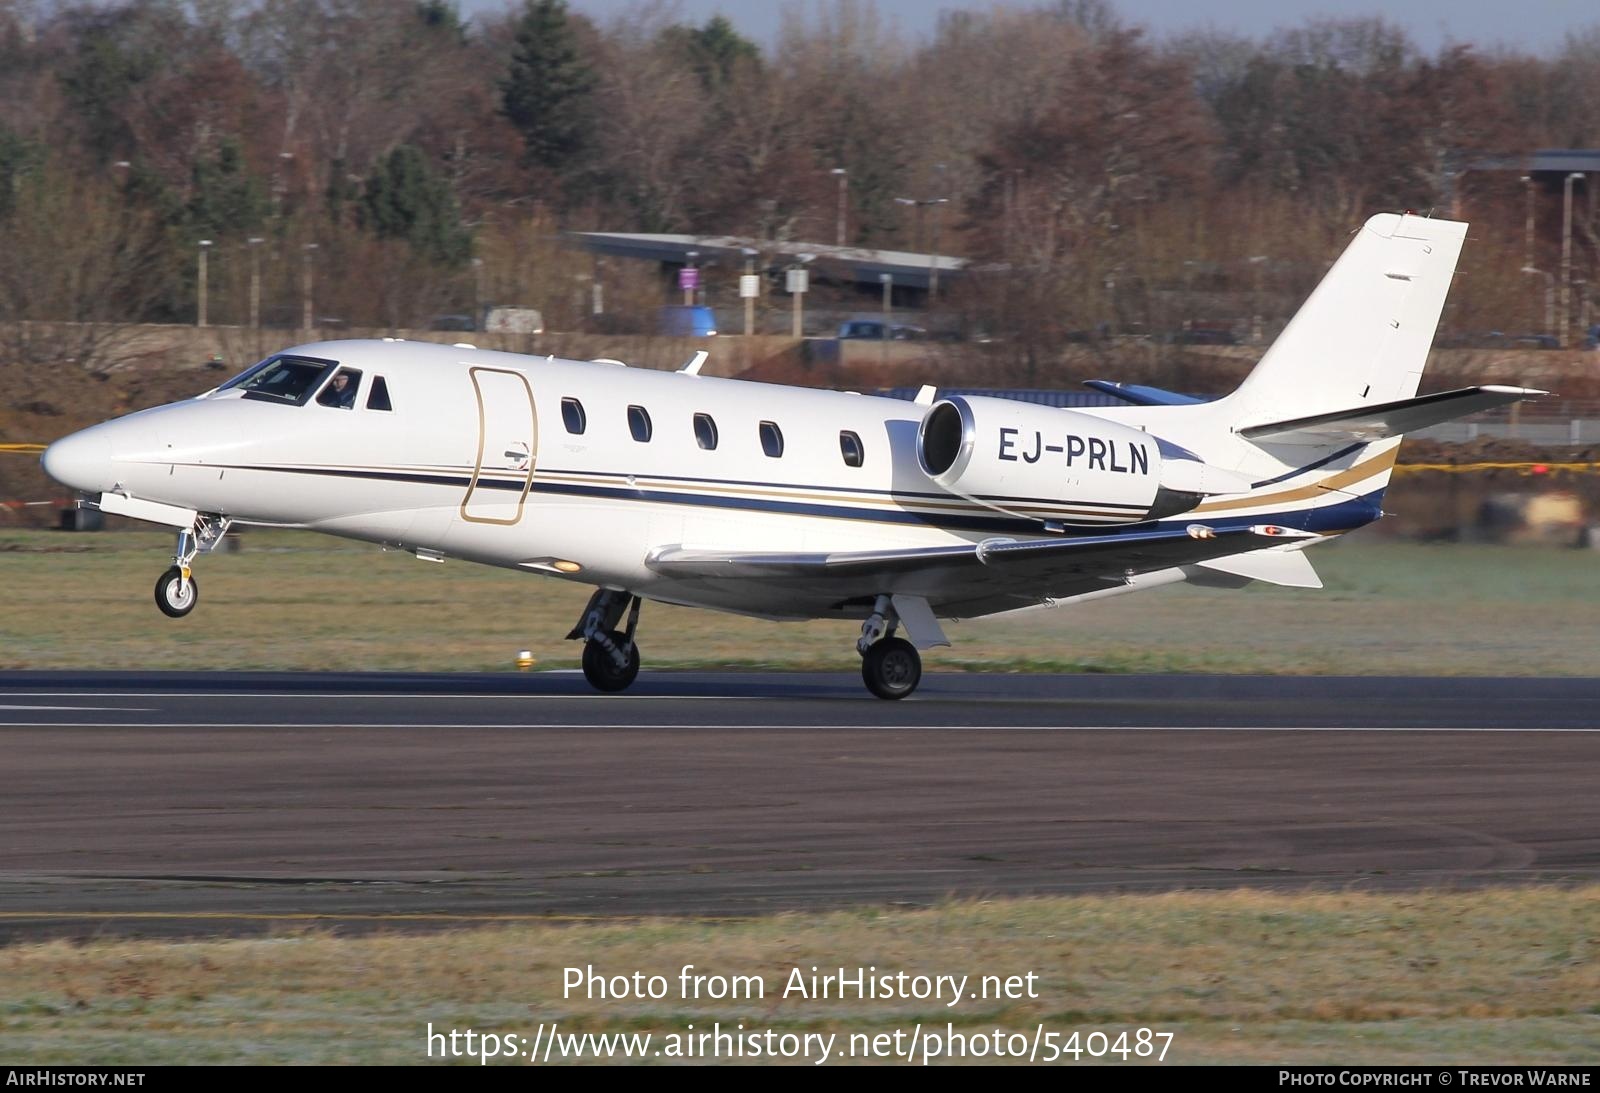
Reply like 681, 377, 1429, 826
678, 350, 709, 375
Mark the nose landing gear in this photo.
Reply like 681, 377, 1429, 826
568, 589, 642, 692
153, 515, 230, 619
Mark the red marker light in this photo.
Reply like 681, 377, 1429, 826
1531, 464, 1549, 475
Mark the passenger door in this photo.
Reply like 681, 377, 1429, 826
460, 367, 536, 525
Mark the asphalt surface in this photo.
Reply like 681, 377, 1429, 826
2, 671, 1597, 942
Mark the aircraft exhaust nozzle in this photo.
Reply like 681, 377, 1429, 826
1157, 458, 1255, 497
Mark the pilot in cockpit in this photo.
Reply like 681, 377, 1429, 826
318, 370, 357, 409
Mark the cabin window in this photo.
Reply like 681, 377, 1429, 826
225, 354, 336, 406
562, 397, 586, 435
366, 375, 392, 411
839, 430, 864, 467
693, 412, 718, 450
315, 368, 362, 410
759, 420, 784, 458
628, 404, 653, 442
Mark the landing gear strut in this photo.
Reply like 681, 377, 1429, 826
154, 515, 230, 618
857, 594, 921, 700
568, 589, 642, 692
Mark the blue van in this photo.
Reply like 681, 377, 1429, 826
659, 305, 718, 337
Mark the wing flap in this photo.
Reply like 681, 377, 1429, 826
1237, 385, 1546, 445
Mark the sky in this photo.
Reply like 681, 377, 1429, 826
459, 0, 1598, 56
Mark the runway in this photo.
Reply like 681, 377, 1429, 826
2, 671, 1597, 942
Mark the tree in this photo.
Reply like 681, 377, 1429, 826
358, 143, 472, 267
662, 15, 761, 93
185, 138, 270, 240
500, 0, 596, 172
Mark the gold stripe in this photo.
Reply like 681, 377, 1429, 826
1191, 449, 1399, 514
0, 443, 46, 454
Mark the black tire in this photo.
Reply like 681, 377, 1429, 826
154, 566, 199, 618
581, 631, 641, 692
861, 636, 921, 700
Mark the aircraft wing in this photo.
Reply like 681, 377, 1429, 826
647, 523, 1309, 616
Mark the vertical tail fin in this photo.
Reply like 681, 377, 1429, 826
1226, 213, 1468, 430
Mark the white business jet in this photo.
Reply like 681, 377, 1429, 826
41, 213, 1541, 698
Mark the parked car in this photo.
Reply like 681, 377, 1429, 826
837, 319, 927, 340
481, 306, 544, 334
659, 305, 718, 337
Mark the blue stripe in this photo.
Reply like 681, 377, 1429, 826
1250, 442, 1367, 488
217, 464, 1386, 537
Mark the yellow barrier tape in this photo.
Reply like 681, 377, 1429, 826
1395, 462, 1600, 474
0, 443, 45, 454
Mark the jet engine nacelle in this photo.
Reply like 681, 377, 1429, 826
916, 395, 1211, 526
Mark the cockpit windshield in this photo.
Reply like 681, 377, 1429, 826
219, 355, 338, 406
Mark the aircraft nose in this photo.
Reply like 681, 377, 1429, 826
40, 428, 115, 495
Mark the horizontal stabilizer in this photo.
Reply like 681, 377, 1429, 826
1237, 385, 1547, 445
1084, 380, 1206, 407
1194, 547, 1322, 588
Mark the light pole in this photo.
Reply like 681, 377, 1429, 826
274, 151, 294, 216
894, 197, 924, 252
301, 243, 318, 331
196, 240, 213, 328
880, 273, 893, 365
789, 254, 813, 338
1522, 266, 1555, 336
683, 249, 698, 306
894, 192, 951, 301
830, 168, 848, 247
741, 247, 758, 338
1561, 172, 1583, 347
247, 237, 264, 330
1248, 255, 1267, 344
1522, 175, 1535, 273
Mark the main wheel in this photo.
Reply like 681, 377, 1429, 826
154, 566, 199, 618
861, 636, 921, 700
581, 630, 641, 692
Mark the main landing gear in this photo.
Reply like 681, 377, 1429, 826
153, 515, 230, 618
568, 589, 642, 692
857, 594, 922, 701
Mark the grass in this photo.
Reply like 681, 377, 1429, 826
1, 889, 1595, 1064
3, 532, 1596, 1064
0, 528, 1596, 674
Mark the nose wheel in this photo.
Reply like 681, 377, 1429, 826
152, 514, 229, 618
154, 566, 199, 618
